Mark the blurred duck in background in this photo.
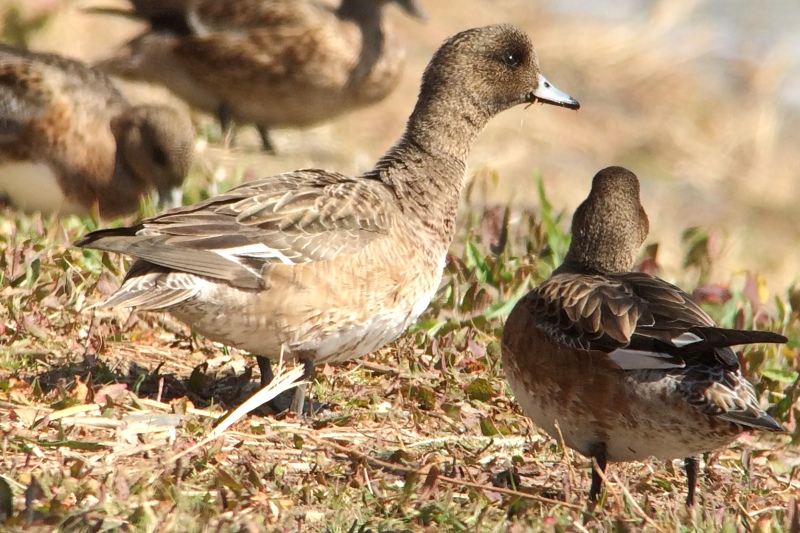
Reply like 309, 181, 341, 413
0, 43, 195, 219
92, 0, 427, 153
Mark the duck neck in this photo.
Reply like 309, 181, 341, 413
365, 97, 491, 241
556, 242, 636, 276
405, 91, 491, 161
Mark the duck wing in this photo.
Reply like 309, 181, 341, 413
76, 169, 395, 290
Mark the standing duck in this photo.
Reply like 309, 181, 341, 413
94, 0, 427, 152
0, 44, 194, 219
77, 24, 580, 414
501, 166, 786, 505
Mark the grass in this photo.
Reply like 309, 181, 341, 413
1, 178, 799, 532
1, 1, 799, 530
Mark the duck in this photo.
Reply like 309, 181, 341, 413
93, 0, 427, 152
0, 43, 194, 219
77, 23, 580, 414
501, 166, 786, 505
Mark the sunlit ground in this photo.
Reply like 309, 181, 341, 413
1, 1, 799, 530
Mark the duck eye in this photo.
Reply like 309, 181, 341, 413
499, 50, 522, 68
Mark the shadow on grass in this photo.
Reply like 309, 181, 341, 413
19, 353, 265, 413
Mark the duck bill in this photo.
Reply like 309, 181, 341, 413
532, 73, 580, 110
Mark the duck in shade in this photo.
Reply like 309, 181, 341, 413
93, 0, 427, 152
77, 24, 579, 414
0, 43, 194, 219
501, 166, 786, 505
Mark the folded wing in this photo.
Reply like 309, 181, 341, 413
76, 169, 395, 290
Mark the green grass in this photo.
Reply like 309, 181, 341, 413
1, 179, 799, 532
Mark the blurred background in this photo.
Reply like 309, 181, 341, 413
3, 0, 799, 290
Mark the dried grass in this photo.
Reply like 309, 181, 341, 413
2, 0, 800, 531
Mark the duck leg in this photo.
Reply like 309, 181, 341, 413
256, 125, 275, 154
289, 359, 315, 414
256, 355, 291, 413
216, 103, 237, 147
216, 104, 274, 153
684, 456, 699, 506
256, 355, 315, 414
256, 355, 275, 387
589, 445, 608, 502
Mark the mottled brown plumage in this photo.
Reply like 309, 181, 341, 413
94, 0, 426, 151
501, 166, 786, 505
0, 43, 194, 218
77, 24, 579, 413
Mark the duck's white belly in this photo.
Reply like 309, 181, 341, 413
0, 162, 86, 215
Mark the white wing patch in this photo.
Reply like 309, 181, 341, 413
214, 243, 295, 266
669, 331, 703, 347
609, 348, 685, 370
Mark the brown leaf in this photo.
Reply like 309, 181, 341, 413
94, 383, 128, 405
636, 243, 660, 275
418, 465, 440, 501
692, 284, 732, 305
71, 375, 89, 404
6, 378, 33, 404
479, 205, 510, 255
115, 475, 130, 501
320, 363, 336, 378
756, 516, 772, 533
467, 337, 486, 359
788, 497, 799, 533
96, 273, 120, 296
